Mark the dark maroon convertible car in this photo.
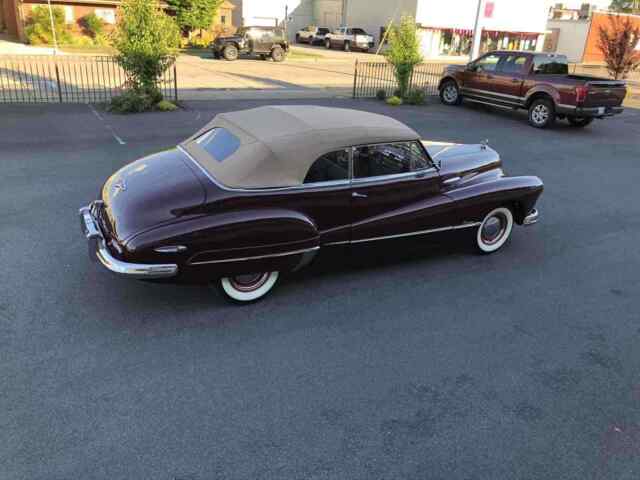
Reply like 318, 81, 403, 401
80, 106, 542, 302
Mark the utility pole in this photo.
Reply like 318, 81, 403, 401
46, 0, 59, 54
470, 0, 484, 61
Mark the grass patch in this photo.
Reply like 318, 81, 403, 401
288, 49, 323, 60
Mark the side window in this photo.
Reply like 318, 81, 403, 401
354, 143, 415, 179
304, 149, 350, 184
499, 55, 528, 74
474, 53, 501, 72
533, 56, 569, 74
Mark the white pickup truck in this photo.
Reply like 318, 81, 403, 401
324, 27, 375, 52
295, 26, 330, 45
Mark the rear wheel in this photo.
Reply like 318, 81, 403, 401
528, 98, 556, 128
271, 46, 285, 62
219, 272, 280, 303
325, 38, 331, 49
223, 44, 239, 61
440, 80, 461, 106
476, 207, 514, 254
567, 116, 594, 127
343, 41, 351, 52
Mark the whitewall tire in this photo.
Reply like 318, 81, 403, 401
476, 207, 514, 253
219, 271, 279, 303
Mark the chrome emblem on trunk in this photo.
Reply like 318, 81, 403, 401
113, 179, 126, 193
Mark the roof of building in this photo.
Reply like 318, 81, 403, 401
182, 106, 419, 189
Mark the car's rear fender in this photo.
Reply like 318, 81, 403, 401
445, 176, 544, 225
524, 86, 560, 108
124, 208, 320, 276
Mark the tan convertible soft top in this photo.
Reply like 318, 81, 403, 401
181, 105, 419, 189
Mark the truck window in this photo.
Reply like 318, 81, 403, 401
351, 28, 366, 35
473, 53, 501, 73
533, 56, 568, 75
500, 55, 528, 74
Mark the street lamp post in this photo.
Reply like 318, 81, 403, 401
470, 0, 484, 61
46, 0, 59, 54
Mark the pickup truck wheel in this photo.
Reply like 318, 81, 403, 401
295, 34, 301, 43
223, 45, 239, 61
219, 272, 280, 303
567, 116, 594, 127
325, 38, 332, 49
271, 46, 285, 62
476, 207, 514, 254
528, 98, 556, 128
440, 80, 461, 106
343, 41, 351, 52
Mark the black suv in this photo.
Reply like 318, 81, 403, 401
212, 26, 289, 62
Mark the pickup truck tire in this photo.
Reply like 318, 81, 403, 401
440, 80, 462, 106
325, 38, 332, 49
223, 45, 239, 61
528, 98, 556, 129
343, 41, 351, 52
295, 34, 301, 43
567, 116, 594, 127
271, 46, 285, 62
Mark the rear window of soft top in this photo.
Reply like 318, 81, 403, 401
195, 128, 241, 162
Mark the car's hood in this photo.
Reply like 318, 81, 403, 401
101, 149, 206, 246
423, 141, 501, 178
216, 35, 242, 42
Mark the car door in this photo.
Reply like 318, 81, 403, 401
253, 28, 272, 53
332, 28, 345, 47
483, 53, 529, 106
350, 141, 454, 243
460, 53, 502, 98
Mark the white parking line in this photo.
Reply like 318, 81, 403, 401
88, 104, 126, 145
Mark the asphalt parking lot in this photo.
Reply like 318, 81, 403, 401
2, 98, 640, 479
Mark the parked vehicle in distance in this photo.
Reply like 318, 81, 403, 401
325, 27, 375, 52
296, 26, 330, 45
212, 26, 288, 62
79, 106, 543, 303
438, 51, 627, 128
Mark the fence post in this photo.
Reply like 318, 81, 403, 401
352, 59, 358, 99
173, 63, 178, 102
54, 62, 63, 103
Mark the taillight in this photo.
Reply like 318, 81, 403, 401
575, 86, 588, 103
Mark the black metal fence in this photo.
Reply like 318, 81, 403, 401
0, 55, 178, 103
352, 61, 446, 98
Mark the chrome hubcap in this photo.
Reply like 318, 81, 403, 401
531, 104, 549, 125
443, 85, 458, 102
229, 273, 269, 292
481, 214, 507, 245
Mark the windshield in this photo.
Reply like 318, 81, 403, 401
351, 28, 367, 35
317, 28, 329, 34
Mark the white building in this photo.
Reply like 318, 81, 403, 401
240, 0, 303, 27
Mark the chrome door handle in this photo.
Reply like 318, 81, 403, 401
352, 192, 368, 199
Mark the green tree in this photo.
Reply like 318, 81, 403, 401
609, 0, 640, 14
168, 0, 223, 34
598, 14, 640, 79
24, 6, 72, 45
385, 16, 423, 99
112, 0, 180, 102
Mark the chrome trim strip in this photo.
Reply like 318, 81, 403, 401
557, 103, 577, 110
188, 246, 320, 266
79, 205, 178, 279
351, 167, 437, 185
462, 87, 524, 101
154, 245, 188, 253
464, 98, 515, 109
325, 222, 481, 246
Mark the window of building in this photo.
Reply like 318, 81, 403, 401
63, 6, 74, 24
220, 15, 227, 24
304, 149, 349, 184
95, 8, 116, 25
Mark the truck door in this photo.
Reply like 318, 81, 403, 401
485, 54, 528, 107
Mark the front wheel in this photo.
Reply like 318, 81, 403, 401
219, 272, 280, 303
440, 80, 461, 106
223, 44, 239, 61
476, 207, 514, 254
567, 116, 594, 127
528, 98, 556, 128
325, 38, 331, 49
271, 46, 285, 62
343, 41, 350, 52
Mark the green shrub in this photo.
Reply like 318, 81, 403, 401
375, 89, 387, 100
385, 95, 403, 106
156, 99, 178, 111
112, 0, 180, 110
405, 89, 425, 105
82, 13, 105, 38
25, 6, 72, 45
385, 16, 423, 99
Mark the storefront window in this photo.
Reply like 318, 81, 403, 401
480, 31, 539, 54
438, 29, 472, 56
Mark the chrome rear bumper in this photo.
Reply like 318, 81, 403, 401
79, 202, 178, 279
523, 208, 539, 226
